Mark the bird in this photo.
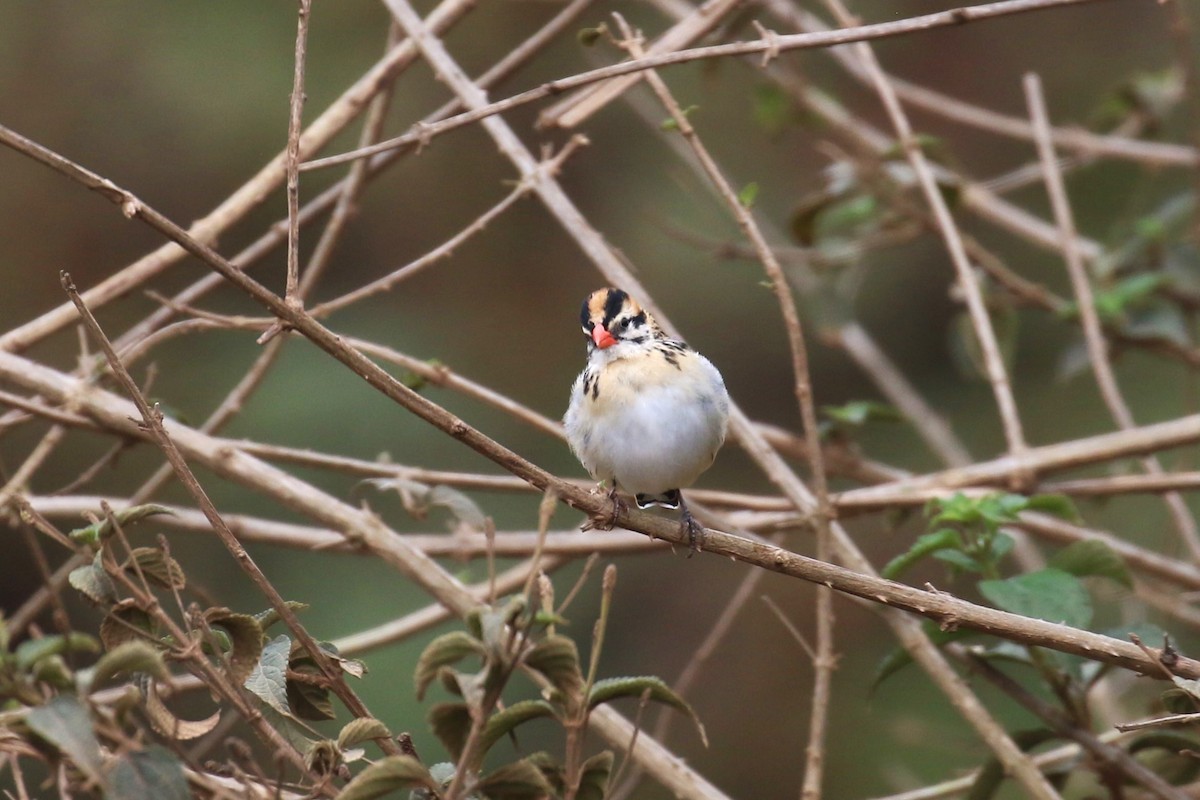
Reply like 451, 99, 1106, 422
564, 287, 730, 553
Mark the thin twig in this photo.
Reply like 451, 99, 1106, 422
60, 271, 399, 757
1024, 71, 1200, 561
823, 0, 1028, 462
303, 0, 1110, 174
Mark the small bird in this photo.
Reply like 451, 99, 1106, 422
564, 287, 730, 553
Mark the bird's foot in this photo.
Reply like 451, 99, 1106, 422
680, 499, 704, 557
582, 483, 626, 532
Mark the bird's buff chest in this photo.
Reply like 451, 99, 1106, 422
580, 350, 697, 415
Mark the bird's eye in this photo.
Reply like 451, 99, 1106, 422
619, 318, 631, 329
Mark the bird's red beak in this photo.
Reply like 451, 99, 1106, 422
591, 324, 617, 349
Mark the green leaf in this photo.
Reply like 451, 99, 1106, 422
415, 630, 486, 700
477, 758, 556, 800
588, 676, 706, 745
738, 181, 759, 209
121, 547, 186, 590
752, 83, 794, 136
69, 504, 175, 545
90, 640, 169, 689
15, 632, 99, 671
1024, 493, 1080, 522
931, 549, 983, 573
478, 699, 559, 758
204, 608, 264, 685
577, 24, 607, 47
576, 751, 614, 800
1048, 540, 1133, 588
822, 400, 902, 428
109, 746, 189, 800
338, 717, 392, 750
245, 634, 291, 715
882, 529, 963, 580
428, 702, 473, 762
339, 755, 439, 800
26, 696, 105, 786
660, 105, 698, 131
524, 635, 584, 700
978, 569, 1093, 629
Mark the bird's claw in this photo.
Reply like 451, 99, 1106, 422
582, 484, 626, 532
681, 505, 704, 557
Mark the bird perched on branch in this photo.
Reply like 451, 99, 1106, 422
564, 287, 730, 553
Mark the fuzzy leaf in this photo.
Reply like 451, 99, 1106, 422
524, 635, 584, 699
288, 649, 336, 721
477, 758, 556, 800
27, 696, 105, 786
576, 751, 614, 800
588, 676, 706, 745
69, 504, 175, 545
429, 702, 473, 762
338, 717, 392, 750
91, 640, 169, 689
245, 634, 291, 714
306, 739, 341, 777
1048, 539, 1133, 588
99, 600, 156, 652
121, 547, 186, 590
109, 746, 189, 800
479, 699, 559, 757
978, 569, 1092, 629
882, 529, 963, 580
415, 631, 486, 700
339, 755, 439, 800
253, 601, 309, 632
204, 608, 263, 685
69, 550, 117, 605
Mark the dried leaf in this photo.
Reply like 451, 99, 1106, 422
144, 681, 221, 740
337, 717, 392, 750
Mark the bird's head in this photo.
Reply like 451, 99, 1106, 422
579, 288, 661, 357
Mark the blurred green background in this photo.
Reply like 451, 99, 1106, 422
2, 0, 1198, 797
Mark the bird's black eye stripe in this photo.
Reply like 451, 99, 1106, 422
624, 311, 645, 329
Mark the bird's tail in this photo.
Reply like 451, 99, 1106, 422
634, 489, 681, 509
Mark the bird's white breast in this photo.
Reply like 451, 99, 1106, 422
565, 348, 729, 496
